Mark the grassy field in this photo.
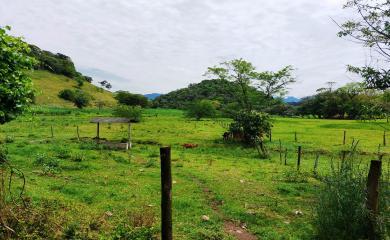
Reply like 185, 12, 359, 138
30, 70, 116, 107
0, 107, 388, 239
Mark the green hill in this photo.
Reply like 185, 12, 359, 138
30, 70, 116, 107
153, 79, 266, 109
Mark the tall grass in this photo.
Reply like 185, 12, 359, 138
314, 148, 389, 239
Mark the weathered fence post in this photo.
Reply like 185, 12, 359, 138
127, 123, 132, 149
297, 146, 302, 171
160, 147, 172, 240
313, 153, 320, 175
76, 126, 80, 141
294, 132, 297, 142
343, 130, 346, 145
284, 148, 288, 166
366, 160, 382, 240
383, 131, 386, 147
279, 139, 282, 164
96, 122, 100, 139
51, 125, 54, 138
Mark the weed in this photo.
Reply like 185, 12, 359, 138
282, 169, 309, 183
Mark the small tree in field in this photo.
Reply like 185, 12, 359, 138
73, 90, 90, 109
114, 91, 149, 108
113, 105, 142, 122
186, 100, 217, 120
0, 26, 36, 124
228, 111, 272, 158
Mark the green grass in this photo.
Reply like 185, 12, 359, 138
29, 70, 116, 107
0, 107, 388, 239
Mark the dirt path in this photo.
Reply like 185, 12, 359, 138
186, 174, 258, 240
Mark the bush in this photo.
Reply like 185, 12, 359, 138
229, 110, 271, 143
315, 159, 388, 239
73, 90, 90, 109
114, 91, 149, 107
113, 105, 143, 122
186, 100, 217, 120
228, 110, 272, 157
58, 89, 75, 101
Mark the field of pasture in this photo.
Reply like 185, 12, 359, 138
0, 107, 388, 239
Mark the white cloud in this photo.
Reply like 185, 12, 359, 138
0, 0, 366, 97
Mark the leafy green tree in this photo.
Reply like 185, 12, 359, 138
337, 0, 390, 90
205, 59, 256, 111
113, 105, 143, 122
255, 65, 296, 98
73, 90, 90, 109
0, 26, 36, 124
228, 111, 272, 157
58, 89, 75, 101
115, 91, 148, 107
186, 100, 217, 120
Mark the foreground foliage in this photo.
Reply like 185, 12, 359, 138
0, 26, 36, 124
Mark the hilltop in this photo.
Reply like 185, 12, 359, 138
30, 70, 116, 107
153, 79, 267, 109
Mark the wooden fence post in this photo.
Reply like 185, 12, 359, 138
160, 147, 172, 240
51, 126, 54, 138
383, 131, 386, 147
96, 123, 100, 139
284, 148, 288, 166
297, 146, 302, 171
294, 132, 297, 142
77, 126, 80, 141
269, 129, 272, 142
343, 130, 346, 145
279, 139, 282, 164
366, 160, 382, 240
313, 153, 320, 175
128, 123, 132, 149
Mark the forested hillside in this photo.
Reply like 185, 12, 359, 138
153, 79, 267, 109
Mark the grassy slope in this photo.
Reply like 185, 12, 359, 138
30, 70, 116, 107
0, 108, 389, 239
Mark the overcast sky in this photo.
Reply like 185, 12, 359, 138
0, 0, 370, 97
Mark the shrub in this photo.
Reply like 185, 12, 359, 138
186, 100, 217, 120
314, 159, 388, 239
58, 89, 75, 101
34, 153, 61, 175
73, 90, 90, 109
228, 110, 272, 157
113, 105, 143, 122
114, 91, 149, 107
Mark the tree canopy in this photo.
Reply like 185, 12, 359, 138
338, 0, 390, 90
0, 26, 36, 124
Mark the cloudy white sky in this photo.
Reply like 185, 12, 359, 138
0, 0, 370, 97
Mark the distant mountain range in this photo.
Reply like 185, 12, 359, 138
144, 93, 162, 100
283, 96, 301, 103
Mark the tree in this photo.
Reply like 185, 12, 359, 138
113, 105, 142, 122
337, 0, 390, 90
73, 90, 90, 109
205, 59, 256, 111
255, 65, 295, 98
228, 110, 272, 158
114, 91, 148, 107
0, 26, 36, 124
186, 100, 217, 120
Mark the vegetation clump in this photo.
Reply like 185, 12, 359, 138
0, 26, 36, 124
186, 100, 217, 120
58, 89, 91, 109
113, 105, 143, 122
315, 156, 388, 239
115, 91, 149, 108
